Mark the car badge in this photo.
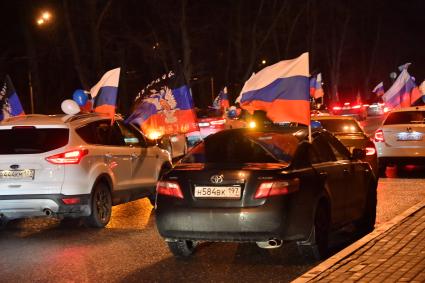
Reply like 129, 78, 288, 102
210, 174, 224, 184
10, 164, 19, 169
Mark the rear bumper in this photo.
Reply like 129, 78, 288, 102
0, 194, 91, 220
155, 197, 311, 242
378, 156, 425, 166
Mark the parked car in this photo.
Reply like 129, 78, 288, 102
373, 106, 425, 176
155, 127, 377, 259
367, 102, 389, 116
0, 113, 172, 228
331, 102, 368, 121
312, 115, 378, 176
186, 108, 226, 146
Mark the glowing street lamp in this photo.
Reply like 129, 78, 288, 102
261, 59, 267, 65
36, 10, 53, 26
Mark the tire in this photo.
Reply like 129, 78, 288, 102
84, 182, 112, 228
355, 185, 377, 234
298, 201, 330, 260
0, 219, 8, 231
378, 162, 386, 177
167, 240, 197, 257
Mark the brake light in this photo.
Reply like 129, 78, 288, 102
157, 181, 184, 199
254, 179, 299, 199
374, 129, 385, 142
210, 119, 226, 125
365, 147, 376, 156
383, 107, 390, 113
45, 149, 88, 165
62, 197, 81, 205
333, 106, 342, 111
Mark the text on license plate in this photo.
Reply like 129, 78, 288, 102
194, 186, 241, 198
397, 132, 423, 141
0, 169, 35, 180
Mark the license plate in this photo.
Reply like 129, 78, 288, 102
194, 186, 241, 199
0, 169, 35, 180
397, 132, 423, 141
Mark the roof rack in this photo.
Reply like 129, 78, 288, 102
64, 112, 123, 123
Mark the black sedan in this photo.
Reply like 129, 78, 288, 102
312, 115, 378, 176
155, 127, 377, 259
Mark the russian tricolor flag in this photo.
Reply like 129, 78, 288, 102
372, 82, 385, 97
0, 75, 25, 121
382, 69, 418, 109
309, 73, 324, 99
236, 53, 310, 126
90, 68, 120, 117
213, 87, 230, 110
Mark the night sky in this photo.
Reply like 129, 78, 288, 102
1, 0, 424, 115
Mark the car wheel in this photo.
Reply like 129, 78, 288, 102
84, 182, 112, 228
0, 218, 8, 231
355, 184, 377, 234
167, 240, 198, 257
298, 201, 330, 260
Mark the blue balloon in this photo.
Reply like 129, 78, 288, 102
72, 89, 88, 106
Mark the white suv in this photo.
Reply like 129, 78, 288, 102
0, 113, 172, 228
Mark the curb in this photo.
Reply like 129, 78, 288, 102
292, 198, 425, 283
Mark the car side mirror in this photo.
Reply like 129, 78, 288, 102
352, 148, 366, 160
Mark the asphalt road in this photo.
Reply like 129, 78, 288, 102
1, 115, 425, 283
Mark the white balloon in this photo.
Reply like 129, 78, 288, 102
61, 99, 80, 115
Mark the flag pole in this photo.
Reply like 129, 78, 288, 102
308, 124, 312, 143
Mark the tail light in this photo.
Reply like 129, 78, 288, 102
365, 147, 376, 156
210, 119, 226, 125
352, 105, 361, 109
383, 107, 390, 113
333, 106, 342, 111
374, 129, 385, 142
157, 181, 184, 199
45, 149, 88, 165
254, 178, 299, 199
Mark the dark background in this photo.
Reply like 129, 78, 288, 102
1, 0, 424, 115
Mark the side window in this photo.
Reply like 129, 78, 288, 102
311, 135, 336, 162
116, 121, 147, 147
76, 123, 98, 144
308, 147, 321, 164
327, 134, 351, 161
77, 120, 124, 146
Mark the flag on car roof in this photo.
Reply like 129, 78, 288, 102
126, 71, 198, 137
372, 82, 385, 97
213, 87, 230, 110
90, 68, 120, 117
0, 75, 25, 121
236, 52, 310, 126
382, 69, 419, 108
309, 73, 324, 99
398, 62, 411, 72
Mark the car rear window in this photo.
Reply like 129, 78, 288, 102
384, 111, 425, 125
182, 131, 298, 164
315, 119, 363, 133
0, 128, 69, 154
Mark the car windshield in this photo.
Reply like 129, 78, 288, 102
0, 128, 69, 154
315, 119, 363, 134
182, 130, 299, 164
384, 111, 425, 125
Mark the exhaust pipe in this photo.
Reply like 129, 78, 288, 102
43, 208, 53, 217
256, 238, 283, 249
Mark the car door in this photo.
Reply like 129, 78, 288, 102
93, 120, 133, 192
327, 133, 368, 222
311, 133, 347, 225
116, 122, 159, 191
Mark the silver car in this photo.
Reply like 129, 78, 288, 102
373, 106, 425, 175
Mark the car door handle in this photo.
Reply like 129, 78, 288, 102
343, 169, 349, 174
131, 153, 139, 160
319, 171, 327, 180
105, 153, 112, 159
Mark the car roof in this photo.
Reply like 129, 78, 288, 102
0, 113, 123, 128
